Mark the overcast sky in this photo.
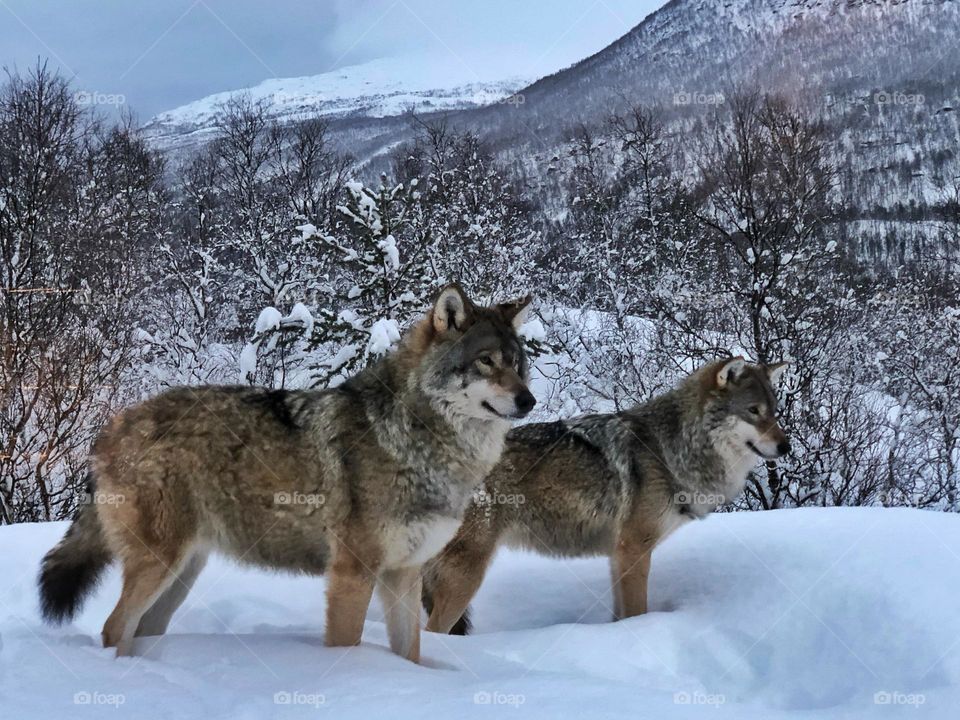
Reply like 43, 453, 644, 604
0, 0, 665, 119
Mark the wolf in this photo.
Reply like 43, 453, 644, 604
422, 357, 788, 635
39, 284, 535, 663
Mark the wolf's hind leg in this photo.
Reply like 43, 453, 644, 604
102, 549, 186, 656
135, 551, 207, 638
377, 565, 422, 663
423, 526, 498, 634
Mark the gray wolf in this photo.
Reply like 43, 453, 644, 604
39, 284, 534, 663
422, 357, 788, 634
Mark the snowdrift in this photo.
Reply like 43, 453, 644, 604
2, 508, 958, 718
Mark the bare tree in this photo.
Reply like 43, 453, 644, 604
0, 64, 158, 522
693, 92, 852, 509
870, 267, 959, 509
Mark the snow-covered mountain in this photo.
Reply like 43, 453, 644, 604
143, 55, 530, 152
147, 0, 960, 157
469, 0, 958, 140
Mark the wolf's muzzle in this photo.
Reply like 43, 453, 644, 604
514, 389, 536, 417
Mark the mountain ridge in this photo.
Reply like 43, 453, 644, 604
143, 54, 532, 152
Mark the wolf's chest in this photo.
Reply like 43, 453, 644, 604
381, 516, 463, 569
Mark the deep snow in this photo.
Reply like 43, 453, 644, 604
2, 508, 958, 718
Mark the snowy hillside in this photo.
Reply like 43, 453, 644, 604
139, 0, 960, 257
3, 508, 959, 718
143, 55, 530, 152
431, 0, 960, 255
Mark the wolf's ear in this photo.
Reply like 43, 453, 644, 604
497, 295, 532, 330
432, 284, 474, 334
766, 362, 789, 385
716, 356, 746, 388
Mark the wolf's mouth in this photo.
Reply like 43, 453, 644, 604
746, 441, 778, 460
482, 401, 514, 419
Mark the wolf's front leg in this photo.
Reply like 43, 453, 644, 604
325, 539, 378, 648
377, 565, 422, 663
613, 514, 657, 619
613, 544, 652, 618
608, 555, 625, 620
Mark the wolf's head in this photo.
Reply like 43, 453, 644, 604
701, 357, 790, 460
409, 284, 536, 422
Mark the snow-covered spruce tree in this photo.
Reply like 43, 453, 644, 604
243, 120, 544, 390
144, 99, 349, 388
244, 175, 437, 387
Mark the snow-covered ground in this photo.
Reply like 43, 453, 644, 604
2, 508, 959, 718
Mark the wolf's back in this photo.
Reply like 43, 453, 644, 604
38, 476, 113, 624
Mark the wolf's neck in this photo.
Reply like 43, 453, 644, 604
444, 410, 510, 473
385, 374, 510, 481
657, 396, 756, 499
704, 426, 758, 496
425, 393, 511, 473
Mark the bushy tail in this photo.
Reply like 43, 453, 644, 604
421, 582, 472, 636
38, 476, 113, 624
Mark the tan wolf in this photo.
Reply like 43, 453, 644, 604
422, 357, 788, 634
39, 284, 535, 662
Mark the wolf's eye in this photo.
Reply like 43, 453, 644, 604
477, 356, 495, 368
749, 406, 760, 416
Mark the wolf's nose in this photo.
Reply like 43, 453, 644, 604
777, 440, 792, 456
515, 389, 536, 416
